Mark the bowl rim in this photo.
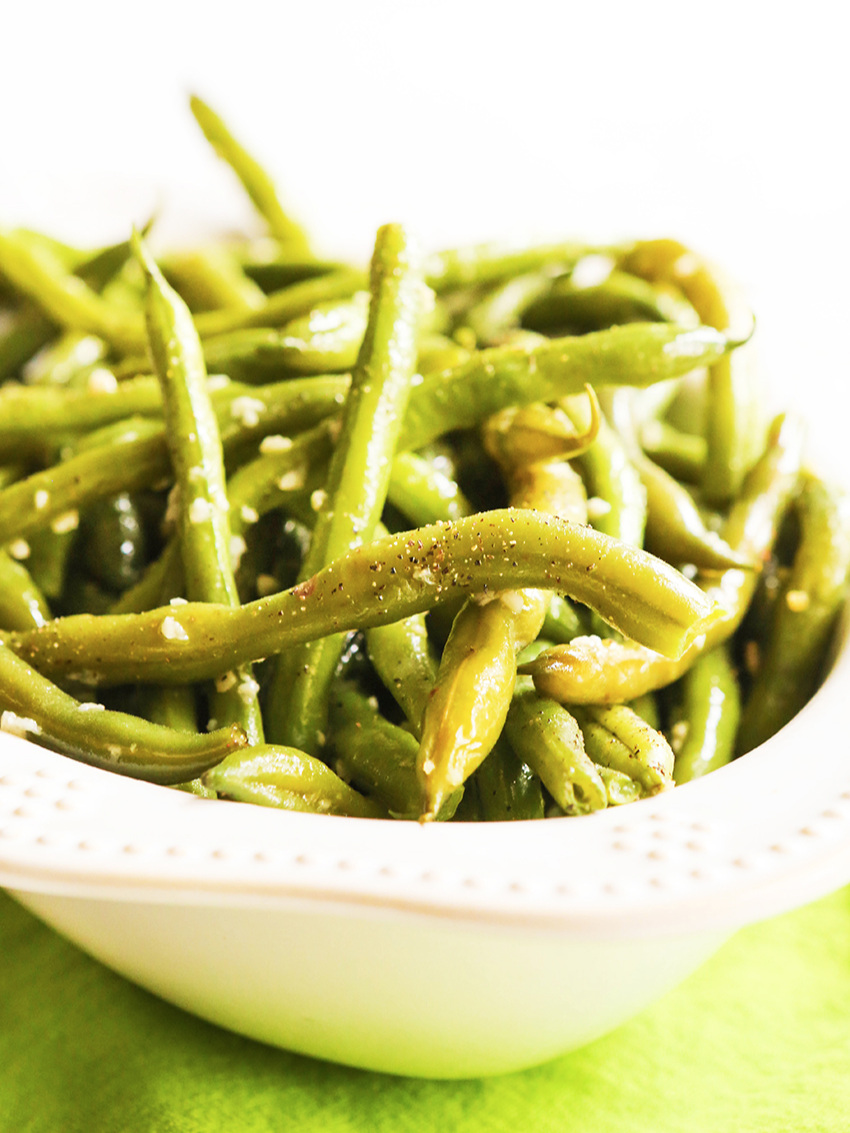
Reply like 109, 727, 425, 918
2, 608, 849, 940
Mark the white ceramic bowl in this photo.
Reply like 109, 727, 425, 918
2, 597, 850, 1078
2, 180, 849, 1077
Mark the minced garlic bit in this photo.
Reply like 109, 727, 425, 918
87, 367, 118, 394
0, 711, 40, 737
34, 489, 50, 510
159, 615, 190, 642
586, 496, 612, 520
169, 596, 189, 606
51, 510, 79, 535
206, 373, 230, 391
206, 718, 219, 732
237, 675, 260, 703
570, 253, 615, 289
240, 504, 259, 525
188, 496, 214, 524
785, 589, 810, 612
670, 719, 689, 754
78, 702, 106, 712
215, 670, 238, 693
277, 466, 307, 491
498, 590, 526, 614
259, 433, 293, 454
255, 573, 278, 597
310, 488, 327, 512
7, 538, 30, 560
230, 395, 266, 428
421, 758, 435, 776
230, 534, 247, 571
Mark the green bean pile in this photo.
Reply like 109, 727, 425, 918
1, 97, 848, 821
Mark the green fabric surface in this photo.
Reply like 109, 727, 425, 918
1, 887, 848, 1133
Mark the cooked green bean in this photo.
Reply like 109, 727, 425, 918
0, 638, 245, 783
5, 508, 721, 686
329, 682, 459, 820
574, 703, 675, 795
521, 269, 699, 334
523, 413, 804, 703
620, 238, 760, 505
670, 644, 741, 783
135, 230, 263, 744
266, 224, 426, 754
364, 613, 437, 738
189, 95, 312, 254
202, 743, 383, 817
472, 736, 545, 821
400, 321, 740, 451
736, 475, 850, 753
0, 550, 51, 630
505, 683, 607, 814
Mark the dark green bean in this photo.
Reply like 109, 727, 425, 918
670, 644, 741, 783
736, 474, 850, 753
472, 736, 545, 821
0, 639, 245, 784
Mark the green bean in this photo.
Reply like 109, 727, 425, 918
472, 736, 545, 821
328, 682, 459, 820
627, 691, 661, 731
541, 593, 588, 643
565, 404, 646, 547
670, 644, 741, 783
505, 683, 607, 814
190, 95, 312, 254
736, 475, 850, 754
640, 417, 706, 483
0, 638, 245, 783
462, 271, 555, 344
0, 376, 349, 542
386, 450, 472, 527
0, 229, 145, 354
521, 269, 700, 334
265, 224, 426, 754
604, 388, 750, 570
417, 591, 546, 819
135, 230, 263, 744
162, 246, 266, 313
268, 291, 370, 374
0, 550, 51, 630
80, 494, 148, 593
523, 413, 804, 703
620, 238, 761, 505
192, 269, 367, 340
6, 508, 722, 687
0, 376, 164, 446
399, 321, 741, 452
364, 614, 437, 738
424, 240, 597, 292
201, 743, 383, 817
109, 541, 184, 615
243, 258, 344, 292
225, 419, 338, 536
574, 703, 675, 794
596, 766, 643, 806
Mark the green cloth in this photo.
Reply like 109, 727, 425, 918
2, 887, 848, 1133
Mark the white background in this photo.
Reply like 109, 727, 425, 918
1, 0, 847, 438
